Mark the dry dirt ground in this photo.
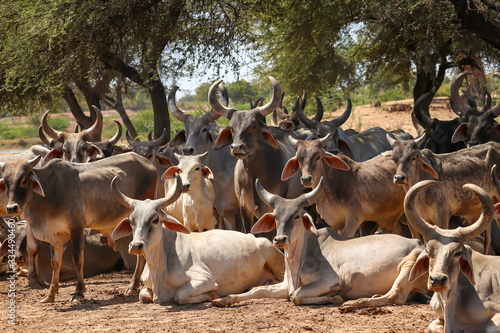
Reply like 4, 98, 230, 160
0, 98, 457, 332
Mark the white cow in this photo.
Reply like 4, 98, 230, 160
111, 176, 285, 304
162, 152, 217, 232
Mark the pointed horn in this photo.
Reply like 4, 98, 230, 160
125, 130, 137, 146
252, 97, 265, 109
413, 92, 434, 128
85, 106, 103, 139
312, 96, 324, 122
158, 174, 183, 208
450, 71, 473, 116
300, 177, 324, 207
288, 135, 298, 148
386, 133, 397, 147
147, 131, 153, 142
219, 83, 229, 107
41, 110, 62, 139
108, 120, 122, 145
294, 96, 316, 128
404, 180, 439, 240
27, 155, 41, 169
150, 128, 169, 148
455, 183, 494, 241
300, 90, 307, 111
482, 89, 492, 112
255, 178, 279, 207
38, 126, 52, 146
332, 98, 352, 127
414, 133, 427, 147
274, 92, 289, 120
254, 77, 282, 117
319, 133, 331, 147
167, 86, 187, 123
462, 90, 477, 109
74, 122, 83, 133
209, 80, 238, 119
111, 176, 135, 209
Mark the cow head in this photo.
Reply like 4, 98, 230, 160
386, 134, 438, 186
211, 77, 282, 159
282, 134, 350, 188
251, 177, 324, 249
126, 128, 169, 160
0, 156, 45, 216
111, 175, 189, 256
161, 152, 213, 193
41, 106, 104, 163
168, 85, 227, 155
406, 180, 494, 294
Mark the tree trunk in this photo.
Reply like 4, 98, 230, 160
103, 83, 138, 139
149, 75, 170, 141
63, 86, 93, 128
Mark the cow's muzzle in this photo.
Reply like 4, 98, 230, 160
182, 183, 191, 193
230, 143, 248, 159
129, 242, 145, 255
429, 274, 449, 291
301, 176, 313, 188
393, 174, 407, 185
273, 235, 289, 249
183, 146, 195, 155
6, 204, 21, 216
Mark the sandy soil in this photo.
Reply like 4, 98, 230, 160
0, 98, 459, 332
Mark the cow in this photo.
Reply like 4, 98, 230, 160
281, 134, 406, 237
210, 77, 304, 231
0, 152, 157, 302
211, 177, 427, 308
292, 96, 412, 161
110, 175, 285, 304
386, 135, 500, 252
41, 106, 105, 163
405, 180, 500, 332
167, 85, 240, 230
161, 152, 217, 232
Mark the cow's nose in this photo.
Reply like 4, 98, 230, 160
182, 183, 191, 192
273, 235, 288, 248
301, 176, 312, 184
394, 174, 406, 184
183, 147, 195, 155
231, 144, 245, 152
129, 242, 144, 254
6, 205, 19, 215
430, 274, 447, 286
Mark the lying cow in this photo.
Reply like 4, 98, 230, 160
110, 175, 285, 304
0, 152, 157, 302
281, 134, 406, 236
405, 180, 500, 332
161, 152, 217, 232
211, 178, 427, 308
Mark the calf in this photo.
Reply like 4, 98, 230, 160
161, 152, 217, 232
406, 180, 500, 332
281, 134, 406, 236
110, 176, 285, 304
211, 178, 427, 308
0, 152, 157, 302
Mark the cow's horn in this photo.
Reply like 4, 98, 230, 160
84, 106, 103, 140
454, 183, 494, 241
150, 128, 169, 148
27, 155, 41, 169
332, 97, 352, 127
209, 80, 238, 119
294, 96, 316, 128
319, 133, 331, 147
207, 83, 228, 121
450, 71, 472, 116
255, 179, 279, 207
107, 120, 122, 146
482, 90, 492, 112
413, 92, 434, 128
167, 86, 187, 123
312, 96, 324, 122
254, 77, 282, 117
386, 133, 397, 147
125, 130, 138, 146
288, 135, 298, 148
41, 110, 62, 140
38, 126, 52, 146
300, 177, 324, 207
111, 176, 135, 209
159, 174, 183, 208
414, 133, 426, 147
404, 180, 439, 240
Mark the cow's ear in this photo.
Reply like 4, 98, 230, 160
0, 239, 8, 258
214, 127, 232, 150
494, 202, 500, 219
169, 129, 186, 147
30, 174, 45, 197
0, 179, 6, 196
338, 138, 354, 159
202, 167, 213, 179
417, 154, 439, 179
279, 120, 294, 132
262, 129, 280, 150
86, 144, 104, 161
322, 152, 350, 171
451, 123, 469, 143
160, 211, 191, 234
154, 154, 175, 169
301, 213, 318, 235
493, 123, 500, 136
44, 148, 64, 163
252, 213, 276, 234
112, 218, 133, 240
282, 156, 299, 181
409, 250, 429, 282
161, 166, 180, 181
460, 247, 475, 285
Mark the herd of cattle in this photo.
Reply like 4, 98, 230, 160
1, 71, 500, 331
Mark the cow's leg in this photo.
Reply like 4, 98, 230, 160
427, 318, 444, 333
40, 244, 64, 303
70, 229, 85, 302
173, 278, 220, 304
126, 254, 145, 295
26, 223, 47, 289
212, 282, 289, 307
342, 216, 363, 238
291, 280, 344, 305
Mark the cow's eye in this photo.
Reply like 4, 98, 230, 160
202, 128, 207, 133
294, 215, 300, 220
315, 155, 321, 160
454, 251, 462, 258
195, 167, 200, 171
151, 218, 159, 225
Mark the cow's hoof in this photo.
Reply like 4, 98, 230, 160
71, 293, 85, 302
212, 297, 230, 307
139, 288, 153, 304
329, 295, 345, 305
40, 295, 55, 303
125, 288, 138, 296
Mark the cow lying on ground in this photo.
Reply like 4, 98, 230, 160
212, 178, 427, 308
111, 175, 285, 304
405, 180, 500, 332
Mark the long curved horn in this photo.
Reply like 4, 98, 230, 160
454, 183, 494, 241
299, 177, 324, 207
255, 178, 279, 207
84, 106, 103, 139
252, 97, 265, 109
219, 83, 229, 107
38, 126, 52, 146
254, 77, 282, 117
167, 86, 186, 123
413, 92, 434, 128
27, 155, 41, 169
312, 96, 324, 122
41, 110, 62, 139
149, 128, 169, 148
108, 120, 122, 145
414, 133, 427, 147
209, 80, 238, 119
462, 90, 477, 109
404, 180, 439, 240
125, 130, 138, 146
482, 89, 492, 112
147, 131, 153, 142
111, 176, 135, 209
294, 96, 316, 128
450, 71, 472, 116
158, 174, 183, 208
300, 90, 307, 111
274, 92, 289, 120
331, 98, 352, 127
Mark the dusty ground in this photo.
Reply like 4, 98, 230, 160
0, 99, 458, 332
